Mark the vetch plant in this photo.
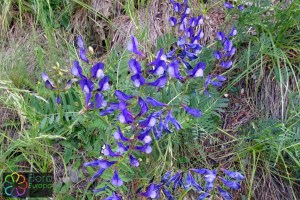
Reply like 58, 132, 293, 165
41, 0, 245, 199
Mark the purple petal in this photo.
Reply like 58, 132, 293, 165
169, 17, 177, 27
127, 36, 144, 57
98, 76, 110, 91
165, 109, 182, 130
129, 154, 139, 167
147, 75, 168, 88
90, 62, 105, 79
146, 97, 167, 107
45, 80, 55, 90
222, 169, 244, 180
116, 142, 129, 154
118, 109, 134, 124
79, 78, 94, 94
217, 31, 225, 41
131, 73, 145, 87
95, 93, 107, 109
218, 187, 233, 200
77, 35, 85, 49
134, 143, 152, 154
140, 184, 157, 198
100, 108, 115, 116
115, 90, 134, 101
238, 5, 244, 11
182, 105, 202, 117
224, 2, 234, 9
168, 61, 183, 80
136, 97, 148, 118
216, 75, 227, 82
223, 38, 233, 52
103, 144, 120, 157
189, 62, 206, 78
113, 126, 130, 141
147, 48, 166, 66
72, 60, 83, 77
220, 61, 233, 69
229, 26, 238, 37
149, 60, 167, 76
79, 48, 89, 63
128, 59, 142, 74
220, 177, 241, 190
214, 51, 222, 59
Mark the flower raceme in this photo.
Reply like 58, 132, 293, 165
41, 0, 245, 199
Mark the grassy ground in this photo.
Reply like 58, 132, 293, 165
0, 0, 299, 199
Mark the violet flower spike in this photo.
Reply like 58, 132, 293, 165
127, 36, 145, 57
90, 62, 105, 79
111, 168, 123, 187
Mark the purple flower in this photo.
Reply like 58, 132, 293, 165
95, 93, 107, 109
169, 17, 177, 27
56, 96, 61, 104
168, 61, 183, 80
223, 38, 233, 52
177, 36, 186, 46
217, 31, 225, 41
84, 159, 116, 169
129, 154, 139, 167
185, 27, 194, 38
222, 169, 244, 180
134, 143, 152, 154
226, 47, 236, 56
191, 29, 204, 44
147, 48, 167, 66
190, 174, 203, 191
93, 186, 108, 193
131, 73, 145, 87
198, 192, 210, 200
162, 187, 174, 200
184, 171, 192, 188
166, 172, 181, 186
127, 36, 145, 57
45, 80, 55, 90
128, 59, 142, 74
216, 75, 227, 82
229, 26, 238, 37
224, 2, 234, 9
77, 35, 85, 49
111, 168, 123, 187
115, 90, 134, 101
113, 126, 130, 141
90, 62, 105, 79
220, 61, 233, 69
79, 47, 89, 63
104, 192, 122, 200
204, 75, 212, 88
116, 142, 129, 154
149, 60, 167, 76
103, 144, 121, 157
214, 51, 222, 59
146, 97, 167, 107
100, 108, 115, 116
98, 76, 110, 91
218, 187, 233, 200
165, 110, 182, 130
220, 177, 241, 190
172, 2, 181, 12
118, 109, 134, 124
182, 104, 202, 118
79, 78, 94, 94
189, 62, 206, 78
136, 97, 148, 118
161, 171, 172, 184
139, 113, 157, 128
238, 5, 244, 11
71, 60, 84, 77
140, 184, 157, 199
137, 128, 152, 143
